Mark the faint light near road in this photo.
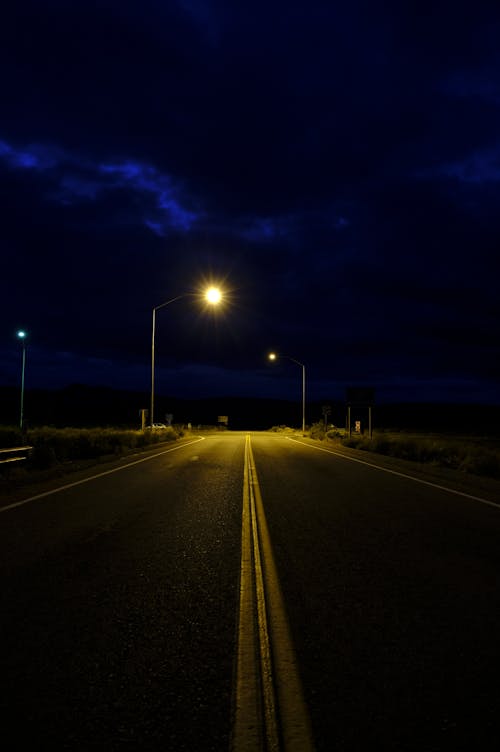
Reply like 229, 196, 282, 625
268, 351, 306, 434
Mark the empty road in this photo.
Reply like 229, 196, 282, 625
1, 432, 500, 750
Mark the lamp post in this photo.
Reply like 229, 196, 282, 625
150, 287, 222, 427
268, 352, 306, 434
17, 330, 27, 432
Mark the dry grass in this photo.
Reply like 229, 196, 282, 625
0, 425, 182, 470
339, 431, 500, 479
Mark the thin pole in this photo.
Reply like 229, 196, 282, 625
20, 341, 26, 432
150, 307, 156, 427
150, 294, 187, 428
302, 363, 306, 434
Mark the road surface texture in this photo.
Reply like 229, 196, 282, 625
1, 431, 500, 750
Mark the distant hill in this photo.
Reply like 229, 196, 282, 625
1, 384, 499, 434
0, 384, 300, 430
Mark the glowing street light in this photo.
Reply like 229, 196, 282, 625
268, 351, 306, 434
17, 330, 27, 432
150, 287, 223, 427
205, 287, 222, 305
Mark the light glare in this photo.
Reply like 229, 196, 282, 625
205, 287, 222, 305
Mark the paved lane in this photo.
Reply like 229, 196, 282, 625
1, 435, 245, 750
251, 434, 500, 751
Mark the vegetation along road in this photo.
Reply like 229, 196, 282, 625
1, 431, 500, 750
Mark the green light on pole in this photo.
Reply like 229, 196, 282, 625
17, 330, 27, 432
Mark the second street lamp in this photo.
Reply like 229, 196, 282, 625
268, 352, 306, 434
150, 287, 223, 427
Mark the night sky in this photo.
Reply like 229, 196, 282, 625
1, 1, 499, 406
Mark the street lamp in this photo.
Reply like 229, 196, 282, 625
17, 330, 27, 432
205, 287, 222, 304
268, 352, 306, 434
150, 287, 223, 427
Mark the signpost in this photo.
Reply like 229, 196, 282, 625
139, 409, 148, 431
346, 388, 375, 438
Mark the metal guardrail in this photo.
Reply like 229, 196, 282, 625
0, 446, 33, 465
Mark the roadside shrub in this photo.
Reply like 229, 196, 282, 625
21, 425, 181, 470
326, 428, 344, 439
392, 438, 421, 462
342, 435, 368, 450
458, 449, 500, 478
309, 422, 326, 440
0, 426, 24, 448
370, 436, 392, 454
338, 432, 500, 480
30, 444, 58, 469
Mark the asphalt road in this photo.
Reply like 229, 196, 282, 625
1, 432, 500, 751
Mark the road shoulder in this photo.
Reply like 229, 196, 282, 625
288, 436, 500, 505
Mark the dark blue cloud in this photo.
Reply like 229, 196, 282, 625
0, 138, 203, 235
1, 0, 500, 407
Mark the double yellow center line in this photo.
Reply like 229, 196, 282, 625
232, 435, 315, 751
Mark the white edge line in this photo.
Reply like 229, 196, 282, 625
0, 437, 206, 514
286, 437, 500, 510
